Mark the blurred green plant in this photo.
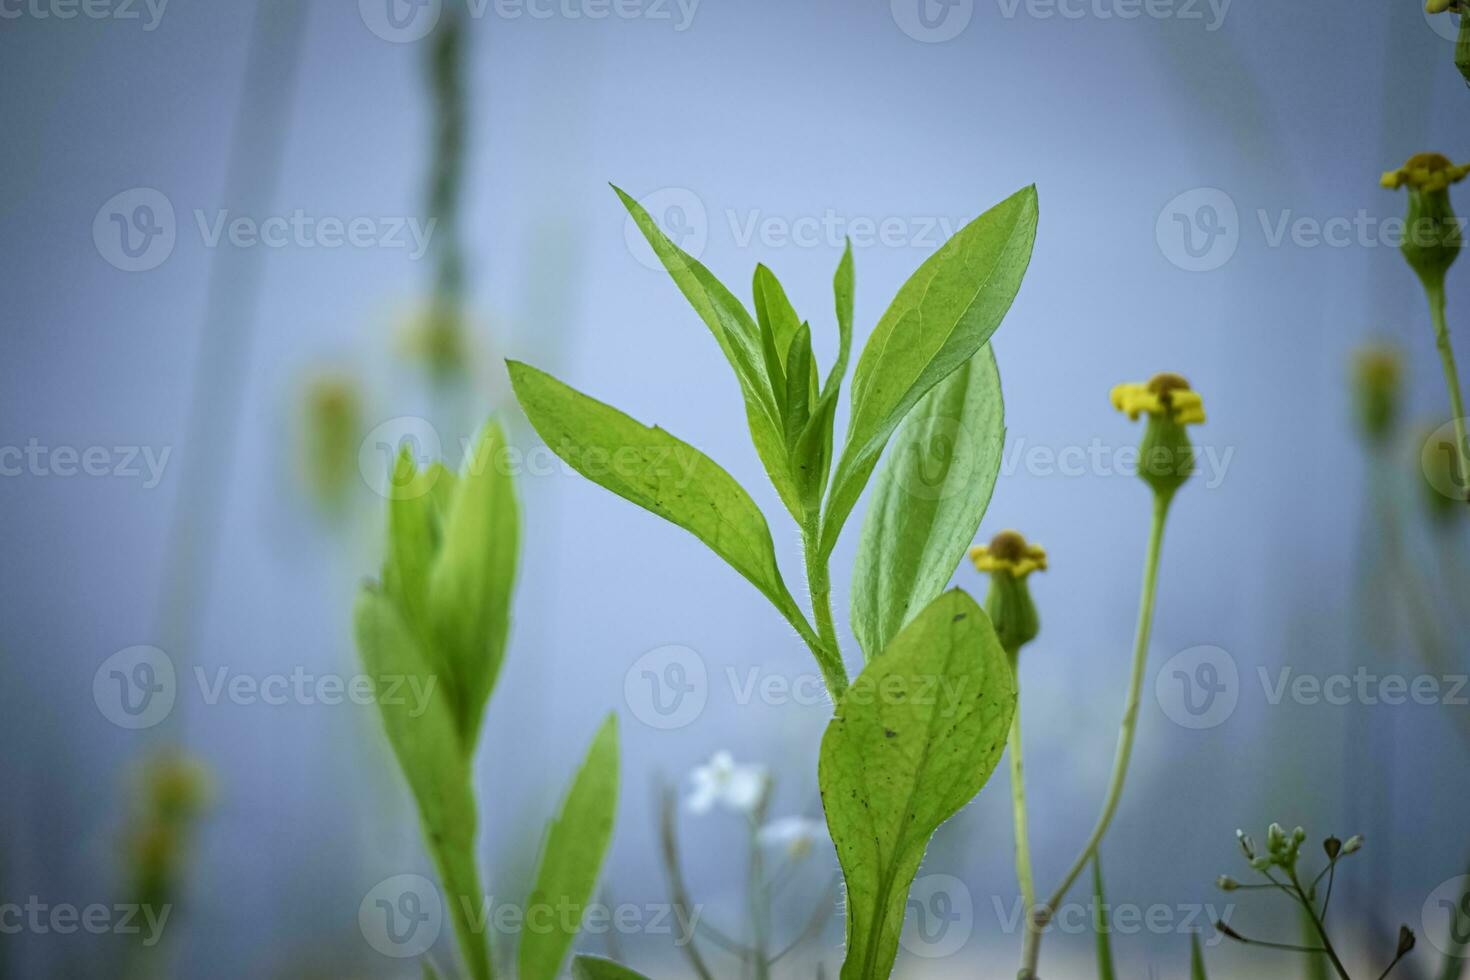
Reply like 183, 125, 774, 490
354, 422, 619, 979
1212, 827, 1415, 980
510, 183, 1038, 979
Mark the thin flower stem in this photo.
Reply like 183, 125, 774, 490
1020, 492, 1173, 980
1289, 869, 1352, 980
1006, 651, 1036, 918
1427, 280, 1470, 501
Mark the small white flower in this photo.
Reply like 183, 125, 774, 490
686, 751, 768, 815
757, 816, 829, 860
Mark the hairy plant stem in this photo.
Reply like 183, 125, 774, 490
803, 529, 849, 701
1019, 491, 1173, 980
1427, 279, 1470, 502
1006, 648, 1036, 918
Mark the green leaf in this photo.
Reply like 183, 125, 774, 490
572, 956, 653, 980
507, 361, 808, 634
1191, 934, 1208, 980
794, 242, 856, 512
615, 185, 802, 520
820, 186, 1038, 558
519, 715, 621, 980
355, 588, 490, 980
828, 239, 855, 399
782, 323, 817, 449
850, 345, 1005, 660
818, 589, 1016, 980
754, 263, 805, 388
1093, 856, 1116, 980
427, 421, 519, 751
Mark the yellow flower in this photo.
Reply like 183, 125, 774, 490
970, 530, 1047, 578
1381, 153, 1470, 194
1110, 372, 1206, 426
1426, 0, 1459, 14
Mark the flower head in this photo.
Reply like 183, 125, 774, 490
1112, 374, 1205, 500
1382, 153, 1470, 194
971, 530, 1045, 653
1383, 154, 1469, 286
969, 530, 1047, 578
757, 816, 830, 860
686, 751, 768, 816
1110, 373, 1206, 426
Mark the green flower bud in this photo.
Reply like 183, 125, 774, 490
1111, 373, 1206, 501
1351, 345, 1402, 445
1342, 835, 1364, 855
1382, 153, 1470, 290
1216, 875, 1240, 891
299, 372, 363, 514
969, 530, 1046, 654
1267, 822, 1286, 854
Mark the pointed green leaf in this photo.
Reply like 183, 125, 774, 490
519, 715, 621, 980
828, 239, 855, 399
755, 263, 804, 386
1094, 856, 1116, 980
427, 421, 519, 750
355, 588, 490, 980
820, 186, 1037, 558
818, 589, 1016, 980
782, 323, 817, 448
572, 956, 653, 980
850, 345, 1005, 660
385, 449, 440, 642
507, 361, 809, 633
615, 186, 802, 520
1191, 934, 1208, 980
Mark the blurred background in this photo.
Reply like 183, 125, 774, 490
4, 0, 1470, 976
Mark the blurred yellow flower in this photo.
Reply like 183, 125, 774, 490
970, 530, 1048, 578
1110, 373, 1206, 426
1381, 153, 1470, 194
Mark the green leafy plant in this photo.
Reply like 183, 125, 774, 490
510, 183, 1037, 978
355, 422, 620, 980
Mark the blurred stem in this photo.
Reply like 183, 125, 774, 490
1020, 491, 1172, 980
1426, 280, 1470, 501
1006, 648, 1036, 918
1289, 868, 1351, 980
658, 785, 717, 980
747, 791, 772, 980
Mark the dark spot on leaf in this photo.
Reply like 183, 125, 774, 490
952, 613, 967, 622
884, 728, 897, 739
